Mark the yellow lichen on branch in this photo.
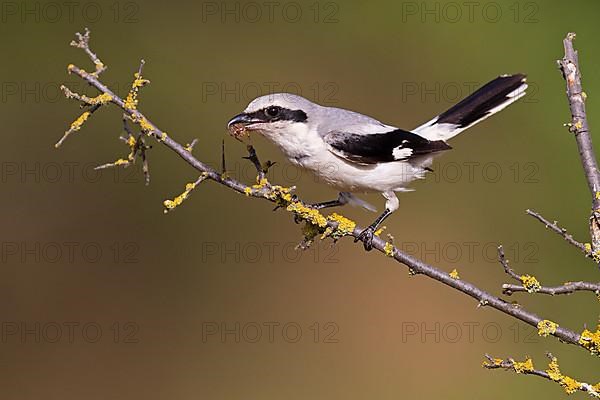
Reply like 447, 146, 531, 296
124, 71, 150, 111
520, 275, 542, 293
95, 158, 130, 170
286, 202, 328, 228
322, 213, 356, 240
579, 324, 600, 356
163, 174, 208, 213
384, 241, 395, 257
538, 320, 559, 337
55, 110, 92, 148
61, 85, 113, 106
546, 356, 584, 395
485, 355, 600, 397
512, 358, 535, 374
56, 83, 115, 148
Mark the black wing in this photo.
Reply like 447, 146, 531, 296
324, 129, 452, 164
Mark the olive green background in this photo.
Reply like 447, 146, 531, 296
1, 0, 599, 398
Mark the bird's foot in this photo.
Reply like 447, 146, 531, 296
355, 226, 375, 251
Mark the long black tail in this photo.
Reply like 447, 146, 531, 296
414, 74, 527, 141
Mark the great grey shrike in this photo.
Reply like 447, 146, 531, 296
227, 74, 527, 250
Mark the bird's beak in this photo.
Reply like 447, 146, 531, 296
227, 113, 262, 130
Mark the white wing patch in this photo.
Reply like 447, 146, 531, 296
392, 146, 413, 160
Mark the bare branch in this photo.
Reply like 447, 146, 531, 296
503, 281, 600, 296
526, 209, 591, 256
497, 245, 522, 282
558, 33, 600, 258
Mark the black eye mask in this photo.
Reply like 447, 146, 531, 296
247, 107, 308, 123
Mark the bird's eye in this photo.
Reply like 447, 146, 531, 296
265, 106, 280, 118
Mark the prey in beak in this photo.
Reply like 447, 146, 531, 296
227, 113, 263, 141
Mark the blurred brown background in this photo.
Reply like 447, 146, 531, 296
0, 0, 599, 398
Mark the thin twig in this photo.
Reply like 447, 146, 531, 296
243, 144, 267, 182
70, 27, 106, 76
503, 281, 600, 296
497, 245, 522, 281
221, 139, 226, 175
526, 209, 591, 256
121, 116, 151, 185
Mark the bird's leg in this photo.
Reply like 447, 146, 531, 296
310, 192, 350, 210
355, 191, 399, 251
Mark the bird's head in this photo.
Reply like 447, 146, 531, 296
227, 93, 317, 142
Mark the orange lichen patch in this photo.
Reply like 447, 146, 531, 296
449, 269, 460, 280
